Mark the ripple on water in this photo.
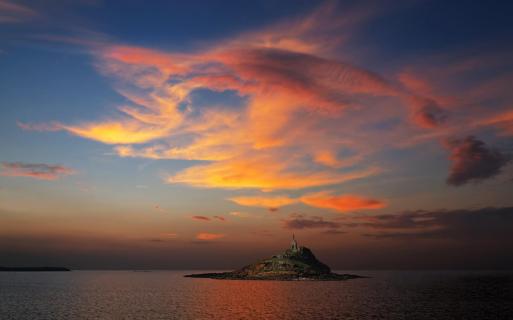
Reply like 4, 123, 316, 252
0, 270, 512, 320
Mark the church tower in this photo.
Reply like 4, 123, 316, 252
290, 234, 298, 252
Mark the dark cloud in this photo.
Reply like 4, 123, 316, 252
283, 215, 341, 230
445, 136, 510, 186
355, 211, 436, 229
361, 206, 513, 241
235, 47, 397, 112
191, 215, 210, 221
192, 215, 226, 221
2, 206, 513, 269
412, 98, 448, 128
0, 161, 75, 180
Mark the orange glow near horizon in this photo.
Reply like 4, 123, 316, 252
196, 233, 225, 241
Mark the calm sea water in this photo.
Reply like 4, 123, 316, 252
0, 270, 512, 319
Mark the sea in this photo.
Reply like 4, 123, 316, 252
1, 270, 512, 319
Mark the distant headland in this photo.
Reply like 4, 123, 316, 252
0, 267, 71, 272
185, 235, 365, 281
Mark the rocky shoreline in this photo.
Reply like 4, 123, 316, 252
185, 271, 365, 281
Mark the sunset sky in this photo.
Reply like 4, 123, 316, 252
1, 0, 513, 269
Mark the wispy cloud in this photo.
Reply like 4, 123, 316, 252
24, 1, 513, 194
17, 121, 62, 132
0, 162, 75, 180
229, 195, 297, 210
24, 3, 399, 192
169, 158, 379, 190
477, 110, 513, 136
0, 0, 38, 24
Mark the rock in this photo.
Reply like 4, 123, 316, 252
185, 236, 365, 281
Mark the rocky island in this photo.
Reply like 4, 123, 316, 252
185, 235, 364, 281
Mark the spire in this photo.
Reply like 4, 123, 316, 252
291, 233, 298, 252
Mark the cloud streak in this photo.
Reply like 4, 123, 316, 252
191, 215, 226, 222
0, 0, 38, 24
191, 215, 210, 221
229, 192, 386, 212
283, 215, 341, 230
229, 195, 297, 210
17, 121, 62, 132
0, 162, 75, 180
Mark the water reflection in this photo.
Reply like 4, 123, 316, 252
0, 270, 512, 319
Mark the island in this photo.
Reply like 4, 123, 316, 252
0, 267, 71, 272
185, 235, 365, 281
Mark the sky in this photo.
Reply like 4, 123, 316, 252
1, 0, 513, 270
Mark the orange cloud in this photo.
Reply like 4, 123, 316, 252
61, 121, 173, 144
300, 192, 386, 212
398, 72, 436, 97
23, 4, 401, 194
168, 155, 379, 190
228, 191, 386, 212
196, 233, 225, 241
313, 151, 361, 168
229, 195, 297, 209
225, 1, 378, 55
103, 45, 188, 75
0, 162, 75, 180
477, 110, 513, 136
29, 1, 501, 195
